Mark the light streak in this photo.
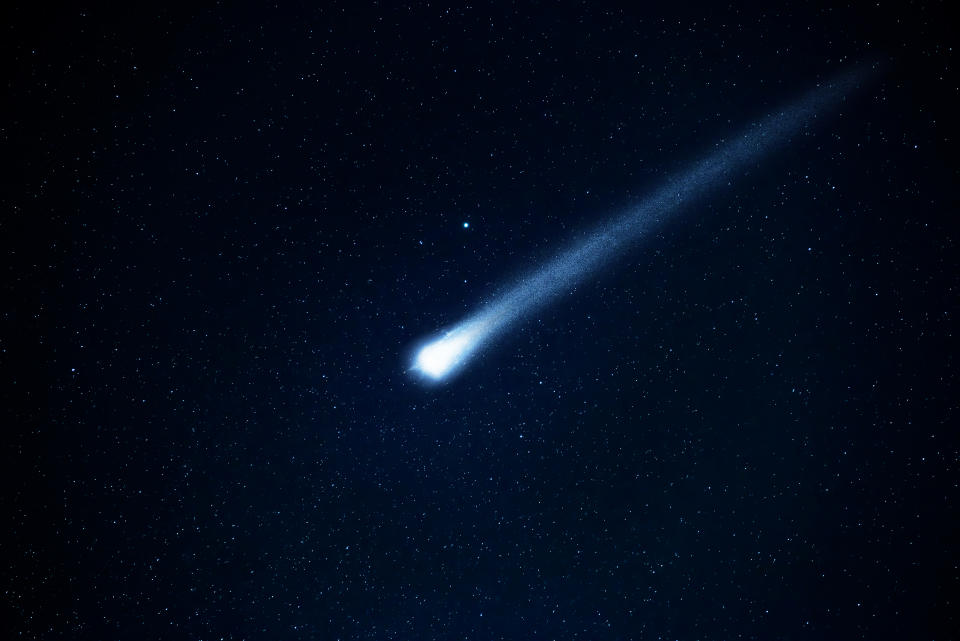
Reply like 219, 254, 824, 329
409, 67, 871, 382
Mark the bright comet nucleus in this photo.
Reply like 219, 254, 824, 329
412, 322, 486, 380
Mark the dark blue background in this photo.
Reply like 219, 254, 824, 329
3, 2, 957, 639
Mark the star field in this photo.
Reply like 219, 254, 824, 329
2, 3, 958, 640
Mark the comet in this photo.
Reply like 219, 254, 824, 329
409, 67, 872, 382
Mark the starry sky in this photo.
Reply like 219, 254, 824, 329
3, 2, 958, 639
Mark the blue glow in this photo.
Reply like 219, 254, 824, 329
412, 320, 488, 380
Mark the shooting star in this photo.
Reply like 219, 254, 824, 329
409, 67, 872, 382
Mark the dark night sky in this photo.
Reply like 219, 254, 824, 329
2, 2, 958, 639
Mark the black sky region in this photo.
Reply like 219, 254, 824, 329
2, 2, 958, 639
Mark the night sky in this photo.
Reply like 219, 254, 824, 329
3, 2, 958, 639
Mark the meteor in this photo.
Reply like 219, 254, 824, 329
409, 67, 871, 382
